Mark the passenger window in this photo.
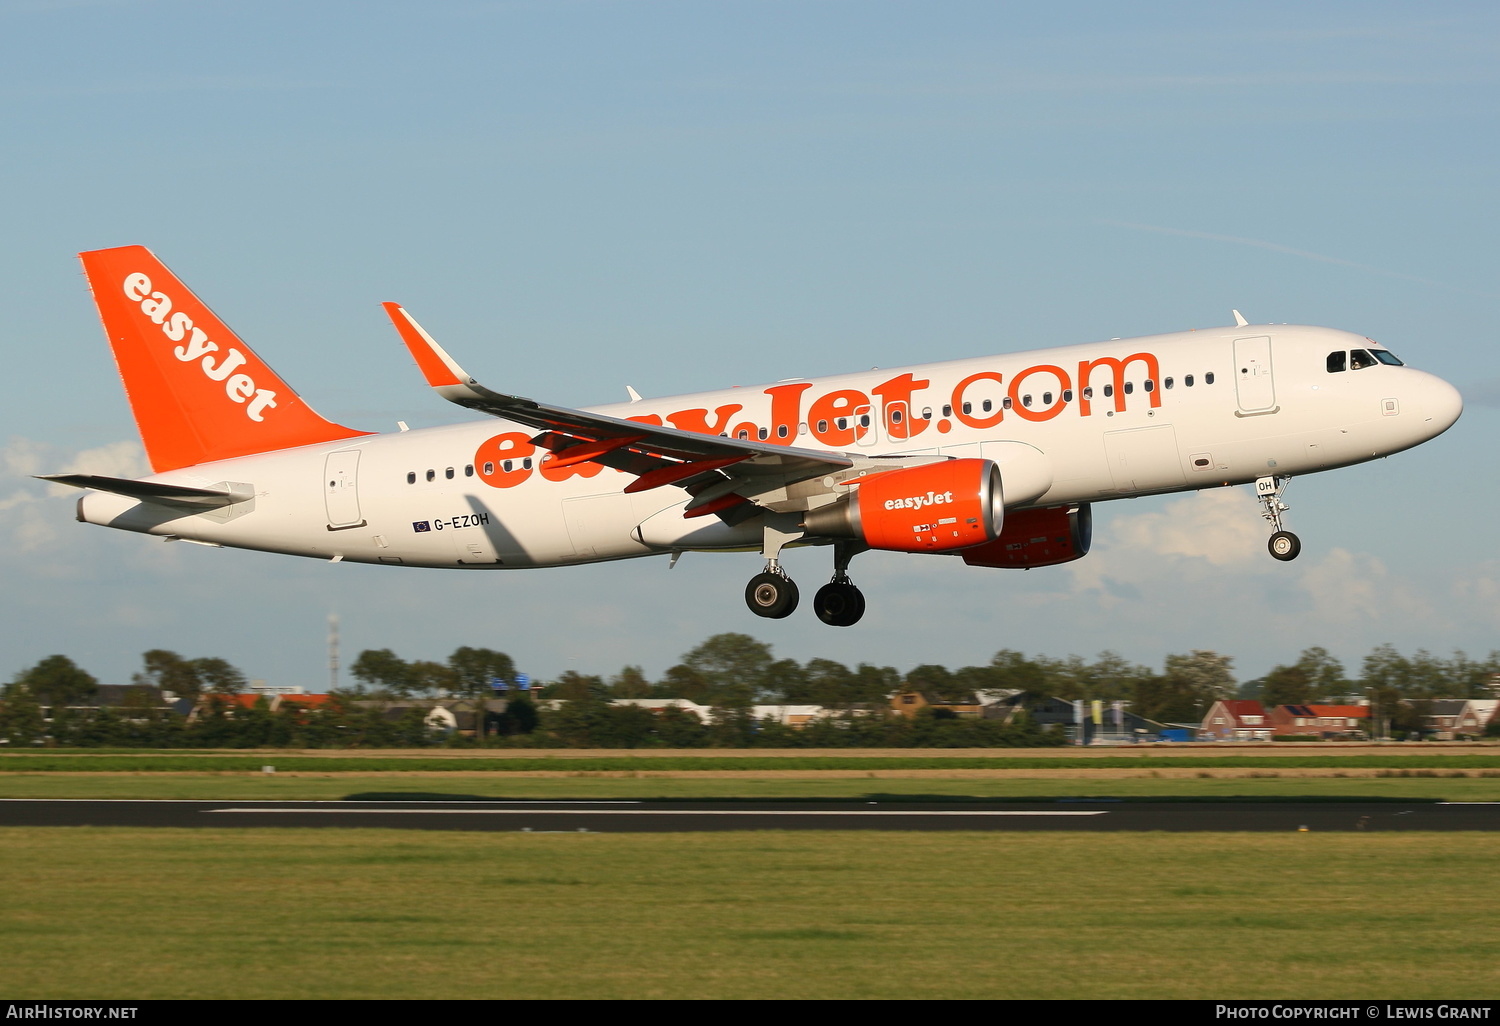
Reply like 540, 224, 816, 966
445, 467, 454, 480
1350, 349, 1376, 370
483, 462, 495, 476
776, 425, 789, 438
921, 407, 932, 420
406, 472, 415, 484
522, 458, 532, 470
890, 409, 903, 424
1326, 351, 1347, 373
1144, 379, 1154, 393
1062, 389, 1073, 402
835, 418, 847, 431
1022, 394, 1032, 408
425, 469, 435, 482
1205, 372, 1215, 384
737, 429, 749, 440
1002, 397, 1013, 410
1082, 387, 1093, 399
1043, 391, 1053, 404
859, 414, 870, 427
981, 399, 992, 413
1103, 385, 1114, 398
464, 465, 474, 477
758, 427, 769, 440
1124, 382, 1134, 395
1185, 375, 1195, 387
502, 460, 512, 473
817, 420, 829, 433
942, 404, 952, 418
1164, 377, 1174, 389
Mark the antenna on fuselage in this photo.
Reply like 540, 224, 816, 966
1232, 310, 1249, 327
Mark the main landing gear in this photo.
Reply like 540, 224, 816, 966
1256, 475, 1301, 562
744, 532, 866, 626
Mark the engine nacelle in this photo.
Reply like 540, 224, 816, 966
959, 503, 1092, 568
802, 458, 1003, 553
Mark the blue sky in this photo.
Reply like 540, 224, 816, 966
2, 1, 1497, 689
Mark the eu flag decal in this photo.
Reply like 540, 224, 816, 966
412, 521, 431, 533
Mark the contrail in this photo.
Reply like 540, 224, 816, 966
1103, 220, 1489, 297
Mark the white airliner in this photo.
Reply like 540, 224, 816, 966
49, 246, 1463, 626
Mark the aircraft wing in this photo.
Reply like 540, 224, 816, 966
383, 303, 855, 516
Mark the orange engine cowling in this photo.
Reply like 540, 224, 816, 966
960, 503, 1092, 568
802, 459, 1003, 553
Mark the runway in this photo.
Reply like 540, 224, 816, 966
3, 799, 1499, 832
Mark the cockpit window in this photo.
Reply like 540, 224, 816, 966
1350, 349, 1377, 370
1371, 349, 1404, 366
1326, 351, 1347, 373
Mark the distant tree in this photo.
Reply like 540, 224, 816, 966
0, 683, 45, 745
447, 647, 516, 699
350, 648, 417, 696
551, 671, 608, 704
656, 664, 710, 702
1261, 647, 1347, 708
681, 634, 774, 707
763, 658, 808, 705
494, 694, 539, 736
132, 650, 201, 700
15, 655, 98, 709
987, 650, 1051, 696
850, 663, 902, 706
192, 657, 247, 695
409, 660, 457, 696
801, 658, 856, 707
905, 663, 960, 702
1260, 663, 1314, 708
609, 665, 652, 699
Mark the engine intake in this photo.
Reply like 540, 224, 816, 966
802, 458, 1003, 553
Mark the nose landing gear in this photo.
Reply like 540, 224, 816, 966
1256, 475, 1301, 562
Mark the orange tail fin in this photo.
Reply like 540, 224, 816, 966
79, 246, 370, 473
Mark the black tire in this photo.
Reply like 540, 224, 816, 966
1268, 531, 1301, 562
813, 582, 865, 627
746, 572, 799, 618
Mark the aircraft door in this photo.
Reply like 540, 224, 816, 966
1233, 336, 1277, 414
324, 450, 365, 529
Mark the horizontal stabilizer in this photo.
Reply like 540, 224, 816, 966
37, 474, 250, 509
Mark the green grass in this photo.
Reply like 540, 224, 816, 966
5, 752, 1500, 772
1, 827, 1495, 999
4, 772, 1500, 801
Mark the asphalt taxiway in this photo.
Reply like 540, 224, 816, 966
2, 799, 1497, 832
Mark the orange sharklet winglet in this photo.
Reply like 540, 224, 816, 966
623, 454, 750, 494
382, 302, 468, 388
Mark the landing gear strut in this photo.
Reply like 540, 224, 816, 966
1256, 475, 1301, 562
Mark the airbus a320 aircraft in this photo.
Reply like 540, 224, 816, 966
48, 246, 1462, 626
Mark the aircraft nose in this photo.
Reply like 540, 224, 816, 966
1421, 374, 1463, 437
